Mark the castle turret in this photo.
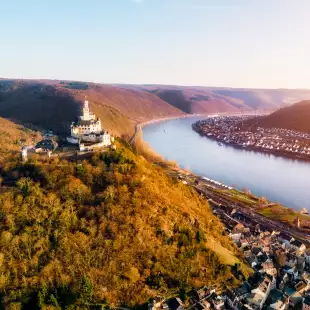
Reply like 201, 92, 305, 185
80, 100, 94, 121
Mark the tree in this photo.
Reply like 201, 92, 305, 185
16, 177, 34, 197
79, 275, 94, 306
123, 267, 140, 283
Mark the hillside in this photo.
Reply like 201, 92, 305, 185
118, 84, 310, 113
0, 79, 184, 137
149, 88, 243, 114
0, 142, 250, 308
2, 79, 310, 138
0, 117, 40, 165
118, 85, 248, 114
245, 100, 310, 132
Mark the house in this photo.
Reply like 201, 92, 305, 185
285, 253, 297, 268
246, 272, 276, 309
262, 260, 277, 277
290, 239, 306, 253
194, 300, 211, 310
288, 292, 303, 309
283, 265, 299, 281
303, 296, 310, 310
210, 294, 225, 310
168, 298, 184, 310
297, 256, 306, 272
226, 282, 251, 310
35, 139, 58, 153
191, 287, 212, 302
265, 289, 288, 310
278, 233, 291, 246
295, 280, 308, 294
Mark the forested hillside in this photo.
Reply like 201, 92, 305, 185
0, 79, 184, 137
0, 142, 251, 308
245, 100, 310, 132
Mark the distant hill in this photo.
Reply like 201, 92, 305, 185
149, 88, 243, 114
117, 85, 248, 114
245, 100, 310, 132
212, 88, 310, 110
2, 79, 310, 138
0, 79, 184, 136
118, 84, 310, 114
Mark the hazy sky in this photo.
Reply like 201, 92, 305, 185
1, 0, 310, 88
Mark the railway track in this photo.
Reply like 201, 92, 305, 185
192, 183, 310, 246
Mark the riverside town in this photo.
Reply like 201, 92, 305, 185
193, 116, 310, 160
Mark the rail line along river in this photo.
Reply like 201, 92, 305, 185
142, 116, 310, 213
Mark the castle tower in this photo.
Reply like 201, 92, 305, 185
82, 100, 90, 121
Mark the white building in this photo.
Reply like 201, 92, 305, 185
68, 100, 112, 146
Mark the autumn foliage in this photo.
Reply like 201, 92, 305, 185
0, 142, 249, 308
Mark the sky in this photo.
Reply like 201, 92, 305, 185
1, 0, 310, 89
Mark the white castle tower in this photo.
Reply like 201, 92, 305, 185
67, 99, 111, 146
80, 100, 96, 121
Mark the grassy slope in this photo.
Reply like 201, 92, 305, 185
246, 100, 310, 132
258, 205, 310, 225
0, 143, 251, 308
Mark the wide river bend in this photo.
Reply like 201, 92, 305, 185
142, 117, 310, 213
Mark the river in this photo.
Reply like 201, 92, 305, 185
142, 116, 310, 213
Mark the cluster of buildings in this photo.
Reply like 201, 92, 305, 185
151, 190, 310, 310
67, 99, 113, 151
212, 203, 310, 309
193, 116, 310, 158
148, 287, 226, 310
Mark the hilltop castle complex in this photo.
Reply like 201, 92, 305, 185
67, 100, 112, 147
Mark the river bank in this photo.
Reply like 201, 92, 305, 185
166, 166, 310, 246
130, 111, 260, 145
139, 115, 310, 239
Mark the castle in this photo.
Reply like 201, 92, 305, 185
67, 100, 112, 147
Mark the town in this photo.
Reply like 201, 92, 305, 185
148, 200, 310, 310
192, 116, 310, 160
146, 171, 310, 310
